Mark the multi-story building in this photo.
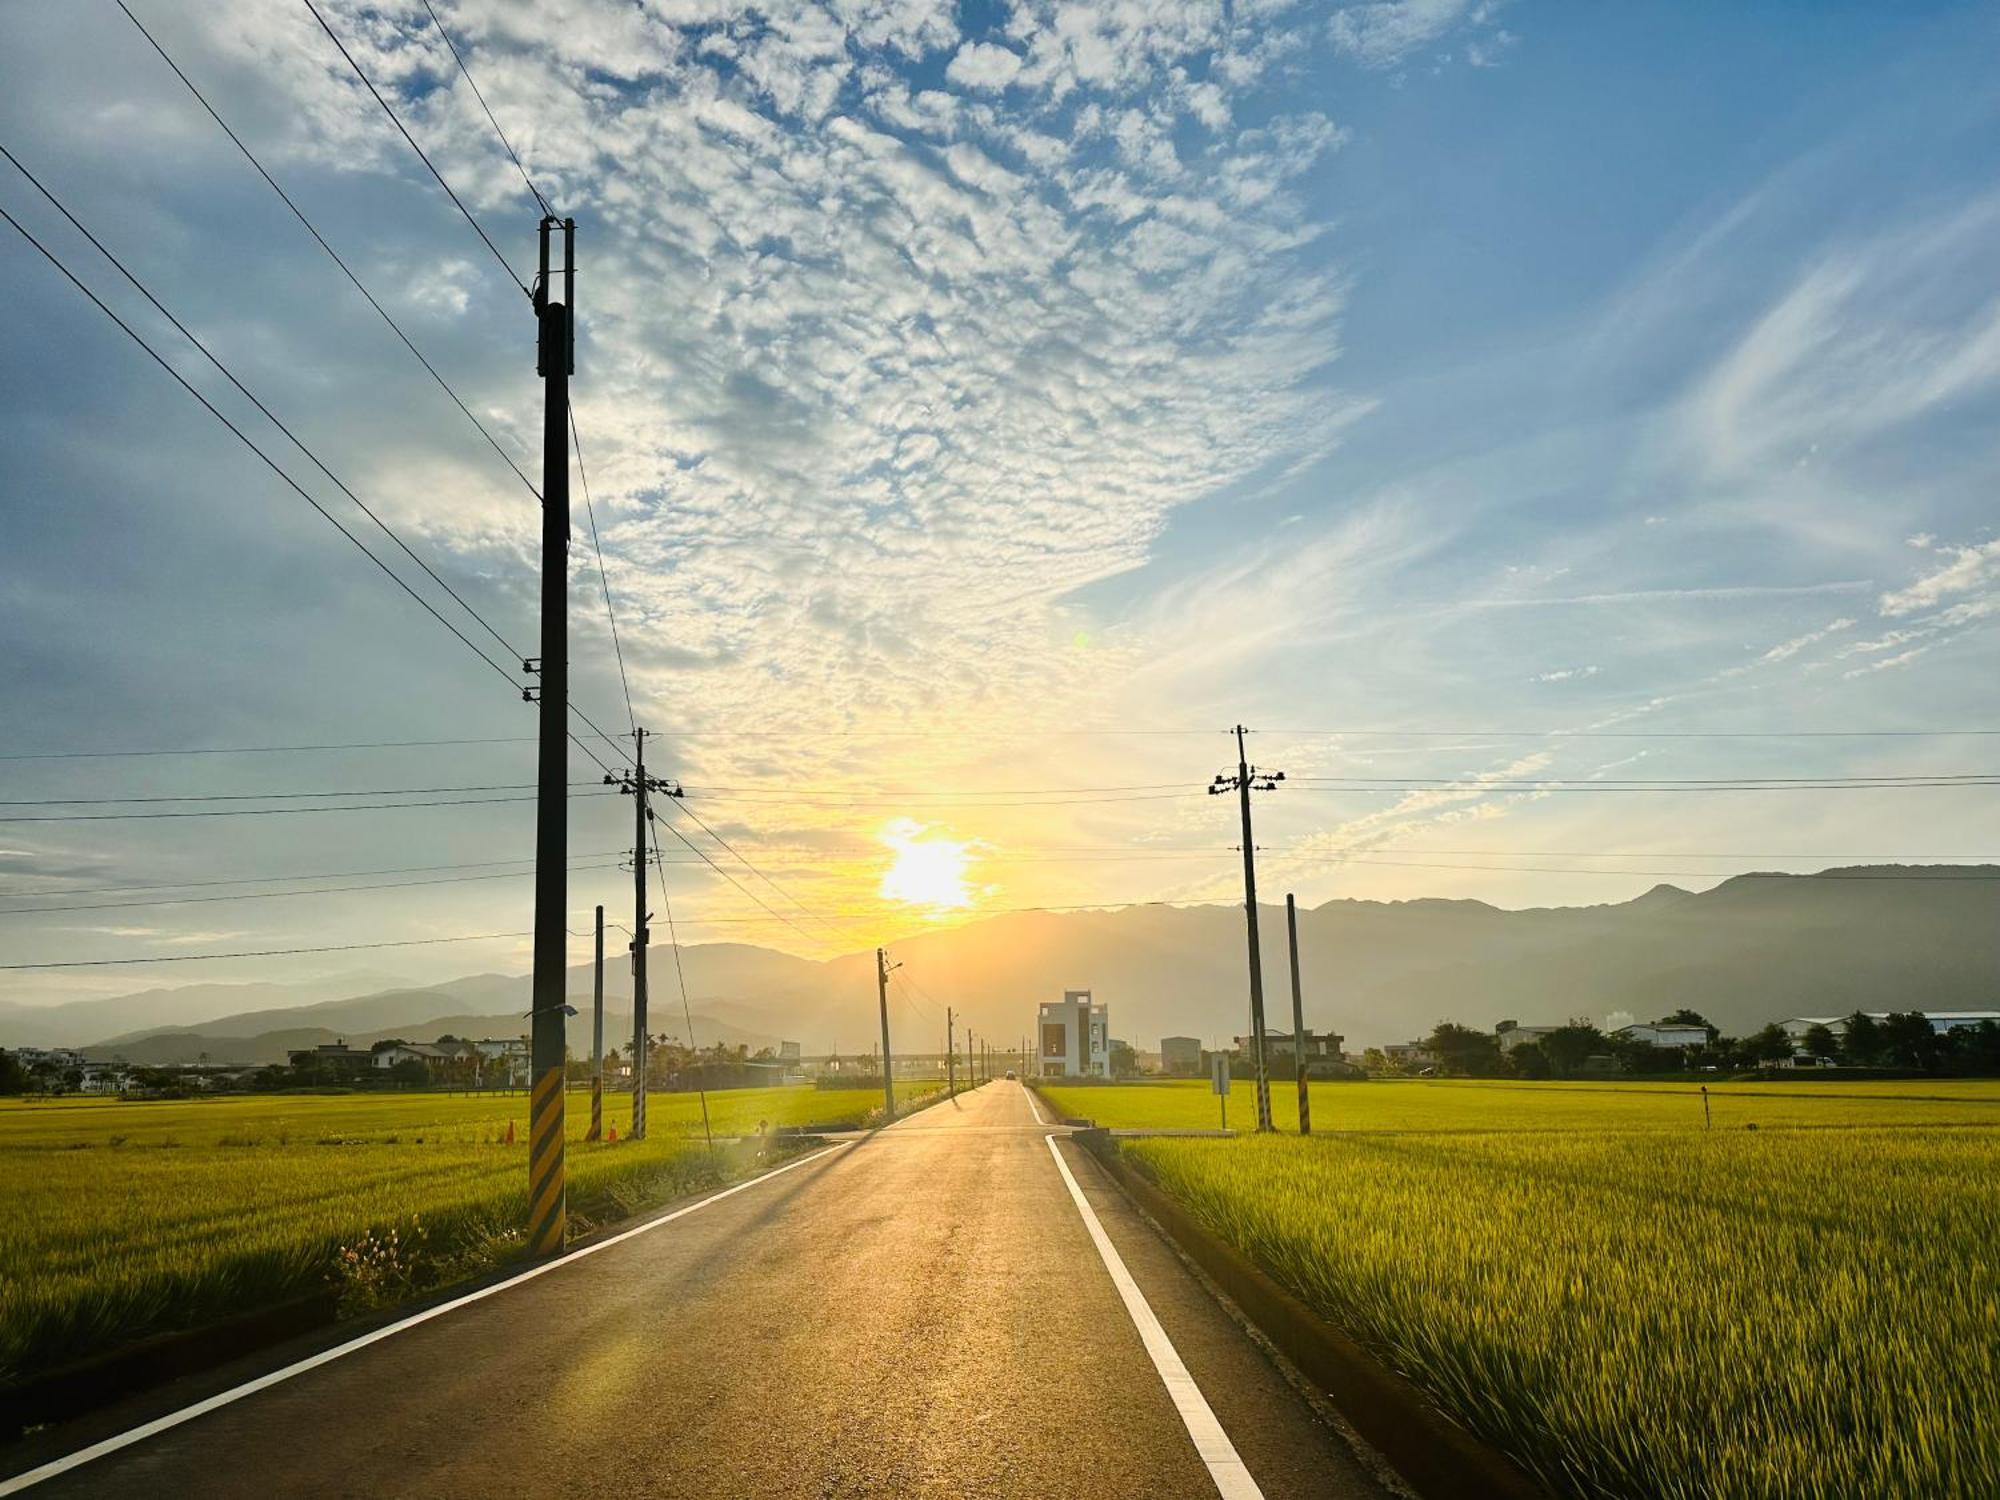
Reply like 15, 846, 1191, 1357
1038, 990, 1109, 1078
1159, 1035, 1203, 1076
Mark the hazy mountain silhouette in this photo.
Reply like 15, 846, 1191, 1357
8, 867, 1995, 1058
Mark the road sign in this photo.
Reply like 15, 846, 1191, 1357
1211, 1054, 1231, 1094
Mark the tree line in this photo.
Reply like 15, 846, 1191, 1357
1375, 1010, 2000, 1079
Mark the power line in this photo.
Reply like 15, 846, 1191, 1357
0, 861, 624, 916
1, 145, 536, 669
0, 928, 534, 971
0, 194, 529, 689
115, 0, 539, 499
418, 0, 552, 217
0, 781, 587, 806
1263, 727, 2000, 739
673, 799, 871, 944
571, 405, 637, 739
1293, 772, 2000, 786
0, 736, 539, 762
0, 850, 629, 900
300, 0, 529, 296
1287, 776, 2000, 793
645, 818, 702, 1055
648, 803, 827, 949
0, 159, 631, 787
0, 791, 617, 822
1280, 856, 2000, 881
682, 789, 1204, 809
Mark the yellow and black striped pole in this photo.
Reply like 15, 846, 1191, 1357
587, 904, 603, 1143
528, 1062, 565, 1254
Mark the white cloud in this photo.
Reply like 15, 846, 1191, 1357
1880, 538, 2000, 617
1329, 0, 1482, 68
945, 40, 1025, 91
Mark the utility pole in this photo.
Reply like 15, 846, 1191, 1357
877, 948, 899, 1122
947, 1008, 957, 1094
587, 904, 604, 1141
1286, 893, 1310, 1136
607, 726, 681, 1141
1210, 724, 1284, 1133
525, 213, 575, 1258
967, 1028, 975, 1088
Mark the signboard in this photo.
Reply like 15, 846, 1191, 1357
1210, 1053, 1231, 1095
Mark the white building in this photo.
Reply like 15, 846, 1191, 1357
1493, 1020, 1557, 1053
1038, 990, 1109, 1078
1781, 1011, 2000, 1041
1613, 1022, 1709, 1050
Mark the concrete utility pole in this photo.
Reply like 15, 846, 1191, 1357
1287, 893, 1310, 1136
1210, 724, 1284, 1133
526, 213, 575, 1258
607, 727, 681, 1141
876, 948, 898, 1122
947, 1007, 956, 1094
587, 904, 604, 1141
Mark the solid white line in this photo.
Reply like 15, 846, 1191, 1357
1023, 1081, 1045, 1125
1044, 1134, 1264, 1500
0, 1141, 852, 1496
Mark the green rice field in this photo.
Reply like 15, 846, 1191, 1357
0, 1080, 950, 1388
1042, 1078, 2000, 1500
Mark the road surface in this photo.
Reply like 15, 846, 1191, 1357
7, 1082, 1393, 1498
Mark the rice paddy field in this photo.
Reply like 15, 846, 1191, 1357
0, 1080, 949, 1389
1041, 1078, 2000, 1500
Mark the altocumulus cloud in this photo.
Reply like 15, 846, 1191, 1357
194, 0, 1441, 746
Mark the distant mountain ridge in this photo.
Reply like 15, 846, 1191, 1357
4, 867, 1995, 1056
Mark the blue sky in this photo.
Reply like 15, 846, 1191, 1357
2, 0, 1998, 1002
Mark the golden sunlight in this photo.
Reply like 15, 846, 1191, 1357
878, 818, 973, 910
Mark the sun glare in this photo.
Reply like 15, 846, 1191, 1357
879, 819, 973, 910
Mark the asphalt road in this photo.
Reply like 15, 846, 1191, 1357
11, 1082, 1393, 1499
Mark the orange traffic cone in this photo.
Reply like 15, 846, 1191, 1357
504, 1120, 516, 1146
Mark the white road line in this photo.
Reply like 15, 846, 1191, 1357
0, 1141, 852, 1496
1023, 1081, 1045, 1125
1044, 1134, 1265, 1500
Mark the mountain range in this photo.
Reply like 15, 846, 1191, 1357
3, 867, 1994, 1062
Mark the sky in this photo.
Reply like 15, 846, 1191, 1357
3, 0, 2000, 1006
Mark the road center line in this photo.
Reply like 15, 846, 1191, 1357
1044, 1134, 1265, 1500
0, 1141, 852, 1496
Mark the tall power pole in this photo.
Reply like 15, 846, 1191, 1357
607, 726, 681, 1141
1286, 893, 1310, 1136
876, 948, 898, 1122
526, 214, 575, 1258
947, 1008, 956, 1094
587, 903, 604, 1142
1210, 724, 1284, 1133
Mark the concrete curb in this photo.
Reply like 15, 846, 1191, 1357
1075, 1131, 1549, 1500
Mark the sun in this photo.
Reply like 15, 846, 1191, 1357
878, 819, 973, 910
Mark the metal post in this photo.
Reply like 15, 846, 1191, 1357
588, 903, 603, 1141
1287, 893, 1309, 1136
1234, 725, 1272, 1132
877, 947, 896, 1122
631, 728, 650, 1140
527, 214, 574, 1257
